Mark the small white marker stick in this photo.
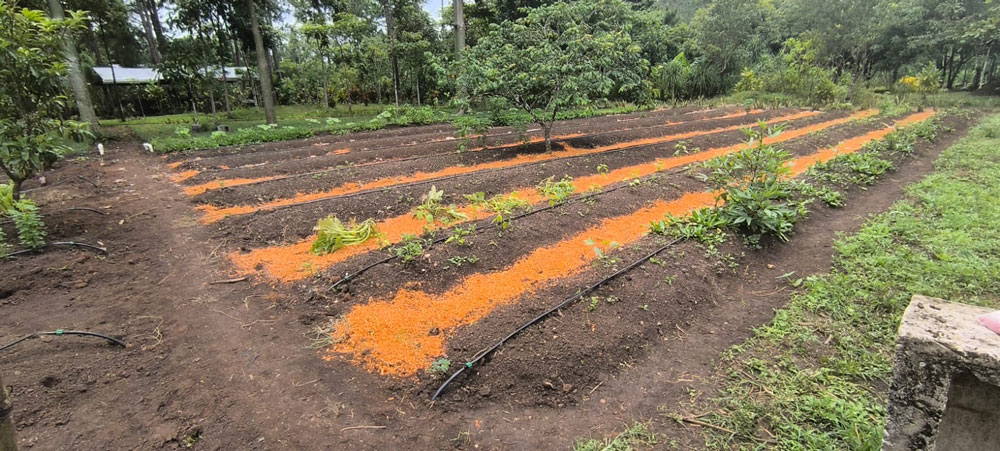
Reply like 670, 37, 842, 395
97, 142, 105, 156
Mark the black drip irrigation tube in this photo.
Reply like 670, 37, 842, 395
0, 330, 126, 353
239, 111, 781, 215
209, 109, 744, 184
5, 241, 109, 258
431, 237, 682, 401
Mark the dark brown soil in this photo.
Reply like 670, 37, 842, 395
0, 108, 972, 450
178, 107, 751, 185
211, 112, 841, 248
169, 105, 714, 172
191, 109, 807, 207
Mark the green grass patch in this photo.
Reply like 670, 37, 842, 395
699, 113, 1000, 450
574, 421, 658, 451
100, 102, 652, 153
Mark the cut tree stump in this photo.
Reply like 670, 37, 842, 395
0, 371, 16, 451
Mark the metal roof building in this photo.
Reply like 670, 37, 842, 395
91, 65, 250, 85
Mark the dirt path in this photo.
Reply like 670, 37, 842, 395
0, 113, 974, 450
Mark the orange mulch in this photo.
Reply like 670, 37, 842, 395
785, 110, 935, 176
198, 111, 815, 223
169, 170, 199, 183
231, 110, 872, 282
182, 175, 285, 196
325, 191, 717, 377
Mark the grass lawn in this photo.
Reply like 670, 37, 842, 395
100, 103, 420, 143
699, 113, 1000, 449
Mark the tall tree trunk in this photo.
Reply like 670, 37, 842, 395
247, 0, 277, 124
187, 80, 199, 124
48, 0, 99, 133
454, 0, 467, 109
137, 3, 160, 64
977, 46, 991, 90
145, 0, 166, 49
383, 0, 400, 106
99, 25, 126, 122
321, 55, 330, 109
0, 371, 16, 451
454, 0, 465, 55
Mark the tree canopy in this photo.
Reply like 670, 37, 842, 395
459, 0, 647, 151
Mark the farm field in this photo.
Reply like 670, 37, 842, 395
0, 105, 981, 449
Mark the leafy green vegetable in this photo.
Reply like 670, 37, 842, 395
310, 216, 379, 255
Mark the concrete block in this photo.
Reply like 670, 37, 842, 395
882, 295, 1000, 451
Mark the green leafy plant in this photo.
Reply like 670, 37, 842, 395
454, 116, 492, 152
585, 239, 620, 267
466, 192, 532, 230
0, 5, 91, 200
429, 358, 452, 374
9, 199, 45, 249
448, 255, 480, 267
596, 163, 610, 174
310, 216, 379, 255
0, 182, 46, 250
390, 234, 427, 264
650, 207, 728, 245
790, 181, 844, 207
445, 225, 476, 246
701, 122, 808, 241
413, 186, 468, 225
537, 175, 575, 205
174, 127, 192, 138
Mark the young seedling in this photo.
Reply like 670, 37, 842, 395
413, 186, 468, 225
390, 234, 427, 264
448, 255, 480, 267
445, 225, 476, 246
537, 175, 575, 206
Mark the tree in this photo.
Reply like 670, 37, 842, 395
460, 0, 647, 151
47, 0, 99, 132
0, 4, 90, 201
1, 370, 15, 451
247, 0, 277, 123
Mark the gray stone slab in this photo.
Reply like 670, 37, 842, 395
882, 295, 1000, 451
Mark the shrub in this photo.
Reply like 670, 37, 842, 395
0, 182, 46, 250
700, 122, 809, 241
734, 38, 841, 106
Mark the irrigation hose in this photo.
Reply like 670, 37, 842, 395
431, 237, 683, 401
5, 241, 109, 258
0, 330, 127, 353
207, 109, 741, 185
252, 111, 789, 214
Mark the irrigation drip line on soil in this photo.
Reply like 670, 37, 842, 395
0, 330, 127, 353
174, 107, 713, 169
205, 112, 830, 218
188, 109, 754, 183
215, 133, 716, 215
328, 167, 689, 290
431, 237, 683, 401
5, 241, 109, 258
